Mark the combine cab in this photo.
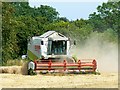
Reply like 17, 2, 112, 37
27, 31, 71, 60
27, 31, 97, 74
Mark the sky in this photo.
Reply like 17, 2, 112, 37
29, 0, 108, 20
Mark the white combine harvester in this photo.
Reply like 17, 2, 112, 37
27, 31, 97, 74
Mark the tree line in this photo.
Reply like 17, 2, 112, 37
2, 1, 119, 64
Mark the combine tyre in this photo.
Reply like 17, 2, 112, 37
28, 61, 36, 75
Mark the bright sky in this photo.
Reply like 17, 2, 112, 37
29, 0, 108, 20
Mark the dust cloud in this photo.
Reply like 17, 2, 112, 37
70, 33, 118, 73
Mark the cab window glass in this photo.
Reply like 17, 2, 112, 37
41, 41, 44, 45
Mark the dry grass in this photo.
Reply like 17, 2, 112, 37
0, 66, 22, 74
21, 62, 28, 75
0, 60, 29, 75
5, 59, 28, 66
0, 72, 118, 88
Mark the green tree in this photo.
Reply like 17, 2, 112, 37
57, 17, 69, 22
2, 2, 19, 63
8, 2, 59, 56
36, 5, 59, 22
89, 1, 120, 33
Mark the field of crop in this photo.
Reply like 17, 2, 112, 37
0, 66, 118, 88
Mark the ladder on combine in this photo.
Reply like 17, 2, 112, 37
33, 59, 97, 73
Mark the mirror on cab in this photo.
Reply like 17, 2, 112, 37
74, 40, 76, 45
22, 55, 27, 59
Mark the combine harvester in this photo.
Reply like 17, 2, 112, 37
27, 31, 97, 74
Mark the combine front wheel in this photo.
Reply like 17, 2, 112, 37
28, 61, 36, 75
